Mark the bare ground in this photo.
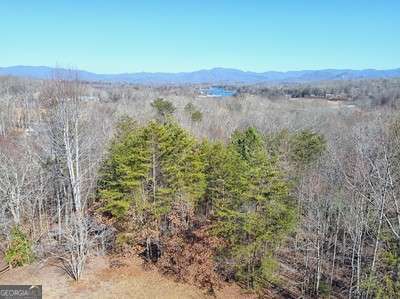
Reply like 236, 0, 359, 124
0, 255, 255, 299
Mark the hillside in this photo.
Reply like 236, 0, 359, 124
1, 65, 400, 84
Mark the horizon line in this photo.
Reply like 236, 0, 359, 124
1, 64, 400, 75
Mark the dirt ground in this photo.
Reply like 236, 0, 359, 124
0, 255, 255, 299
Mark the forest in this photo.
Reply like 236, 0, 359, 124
1, 74, 400, 298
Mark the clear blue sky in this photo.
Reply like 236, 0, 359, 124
1, 1, 399, 73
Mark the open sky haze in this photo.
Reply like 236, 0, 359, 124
1, 0, 399, 73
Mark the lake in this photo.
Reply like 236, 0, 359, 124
199, 86, 236, 97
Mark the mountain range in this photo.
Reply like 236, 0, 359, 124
1, 65, 400, 84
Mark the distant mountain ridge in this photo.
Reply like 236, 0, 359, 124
1, 65, 400, 84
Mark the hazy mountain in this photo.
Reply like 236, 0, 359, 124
1, 65, 400, 84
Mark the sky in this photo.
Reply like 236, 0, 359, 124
1, 1, 399, 73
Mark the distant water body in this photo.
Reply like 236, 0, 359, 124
199, 86, 236, 97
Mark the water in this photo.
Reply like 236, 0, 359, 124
199, 86, 236, 97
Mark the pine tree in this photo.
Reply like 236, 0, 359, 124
213, 127, 296, 289
98, 117, 205, 231
289, 129, 326, 168
143, 121, 206, 219
199, 141, 248, 218
151, 98, 175, 122
98, 117, 151, 219
99, 120, 294, 288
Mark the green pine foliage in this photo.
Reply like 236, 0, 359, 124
98, 117, 150, 219
5, 226, 34, 267
99, 119, 295, 289
199, 141, 248, 217
184, 102, 203, 122
190, 110, 203, 122
98, 117, 205, 225
265, 129, 326, 174
151, 98, 176, 121
289, 130, 326, 167
231, 127, 264, 162
203, 128, 296, 289
362, 240, 400, 298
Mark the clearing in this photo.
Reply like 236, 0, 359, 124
0, 255, 255, 299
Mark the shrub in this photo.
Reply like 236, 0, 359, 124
5, 227, 34, 267
184, 103, 203, 122
318, 280, 331, 298
191, 110, 203, 122
184, 102, 195, 114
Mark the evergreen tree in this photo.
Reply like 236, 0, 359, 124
5, 226, 34, 267
98, 117, 205, 229
151, 98, 175, 122
199, 141, 248, 218
289, 129, 326, 168
98, 117, 150, 219
231, 127, 264, 162
184, 102, 203, 122
99, 121, 294, 288
190, 110, 203, 122
213, 127, 295, 289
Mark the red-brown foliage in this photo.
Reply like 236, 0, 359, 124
158, 226, 223, 294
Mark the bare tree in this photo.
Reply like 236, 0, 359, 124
40, 73, 104, 280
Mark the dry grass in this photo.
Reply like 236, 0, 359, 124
0, 255, 255, 299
